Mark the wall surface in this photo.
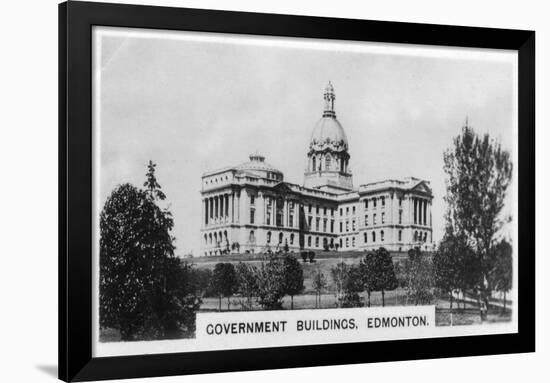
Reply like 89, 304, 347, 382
0, 0, 546, 382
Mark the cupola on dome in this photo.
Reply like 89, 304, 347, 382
309, 81, 348, 152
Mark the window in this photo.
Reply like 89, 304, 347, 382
346, 207, 349, 215
308, 204, 312, 213
346, 237, 349, 248
315, 237, 319, 247
324, 207, 327, 216
331, 208, 334, 216
323, 219, 327, 232
308, 236, 312, 247
381, 230, 385, 242
308, 216, 312, 229
316, 205, 320, 214
364, 199, 368, 209
339, 222, 343, 232
250, 208, 255, 224
373, 198, 377, 208
381, 212, 385, 224
326, 155, 331, 169
364, 232, 368, 243
288, 213, 294, 227
290, 233, 294, 245
279, 232, 284, 244
372, 231, 376, 242
414, 231, 418, 241
352, 206, 356, 215
399, 198, 403, 207
398, 230, 402, 241
381, 197, 385, 206
316, 217, 320, 231
373, 214, 377, 225
340, 208, 343, 216
312, 157, 316, 171
352, 237, 356, 247
424, 232, 428, 242
339, 238, 343, 248
267, 231, 272, 243
250, 195, 255, 205
249, 230, 255, 242
345, 221, 349, 232
352, 219, 356, 231
330, 220, 335, 233
399, 210, 402, 224
365, 215, 369, 226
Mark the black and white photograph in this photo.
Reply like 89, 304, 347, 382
92, 25, 518, 357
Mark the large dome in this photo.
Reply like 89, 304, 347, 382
236, 152, 283, 178
310, 117, 348, 151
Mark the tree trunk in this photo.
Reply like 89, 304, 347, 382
227, 296, 231, 311
291, 295, 294, 310
218, 296, 222, 312
382, 290, 385, 307
449, 292, 453, 326
503, 291, 507, 314
367, 291, 371, 308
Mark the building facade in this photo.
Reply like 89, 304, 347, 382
200, 83, 433, 256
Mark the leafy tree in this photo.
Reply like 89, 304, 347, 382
331, 262, 363, 308
283, 254, 304, 309
359, 252, 376, 307
490, 239, 513, 312
189, 267, 213, 296
370, 248, 398, 307
235, 262, 259, 310
434, 231, 469, 324
100, 162, 199, 340
308, 251, 316, 263
443, 123, 513, 319
403, 247, 433, 306
312, 267, 327, 308
257, 256, 287, 310
301, 252, 308, 263
210, 263, 237, 311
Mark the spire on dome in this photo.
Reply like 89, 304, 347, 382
323, 81, 336, 118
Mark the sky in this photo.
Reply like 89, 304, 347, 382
93, 26, 517, 256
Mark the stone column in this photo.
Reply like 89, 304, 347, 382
239, 189, 248, 225
235, 191, 240, 223
283, 199, 288, 227
202, 198, 206, 228
231, 192, 235, 223
257, 191, 265, 225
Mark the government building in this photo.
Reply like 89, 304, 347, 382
200, 82, 433, 256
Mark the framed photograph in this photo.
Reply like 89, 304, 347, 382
59, 1, 535, 381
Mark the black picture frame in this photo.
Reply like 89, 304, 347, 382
59, 1, 535, 381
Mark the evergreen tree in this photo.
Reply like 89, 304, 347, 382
100, 161, 199, 340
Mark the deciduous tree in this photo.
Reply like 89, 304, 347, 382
443, 123, 513, 319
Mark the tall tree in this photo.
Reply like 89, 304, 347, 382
283, 254, 305, 309
210, 263, 237, 311
100, 162, 199, 340
443, 123, 513, 319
